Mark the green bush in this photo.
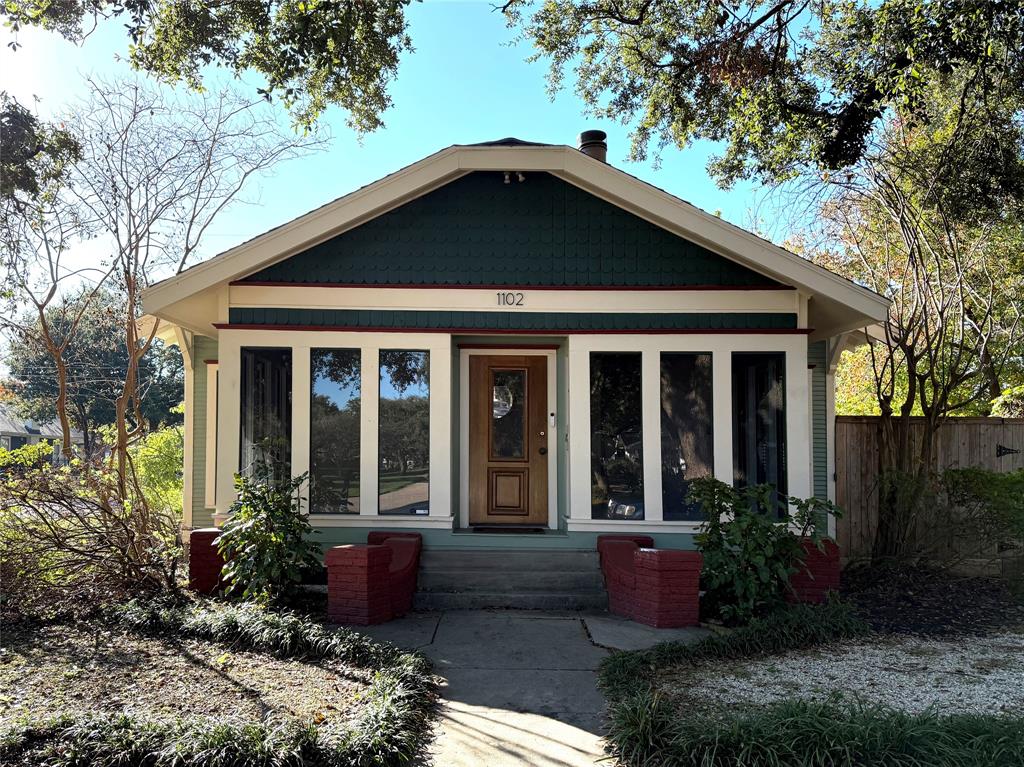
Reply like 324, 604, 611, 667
129, 423, 184, 519
690, 476, 839, 624
218, 460, 321, 603
600, 599, 870, 702
0, 599, 439, 767
606, 696, 1024, 767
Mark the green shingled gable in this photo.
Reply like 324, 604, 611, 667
241, 172, 784, 288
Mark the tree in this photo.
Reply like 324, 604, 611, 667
506, 0, 1024, 189
811, 77, 1023, 559
1, 92, 81, 202
3, 1, 412, 130
5, 289, 184, 455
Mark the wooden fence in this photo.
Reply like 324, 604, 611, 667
835, 416, 1024, 564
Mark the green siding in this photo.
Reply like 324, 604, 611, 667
190, 336, 218, 529
808, 340, 828, 501
242, 172, 784, 288
229, 307, 798, 331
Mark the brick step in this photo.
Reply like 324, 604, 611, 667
419, 549, 599, 571
418, 568, 606, 593
413, 590, 608, 611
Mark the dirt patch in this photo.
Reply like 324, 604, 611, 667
0, 623, 370, 728
842, 565, 1024, 637
657, 632, 1024, 717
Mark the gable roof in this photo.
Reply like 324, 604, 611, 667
142, 141, 889, 338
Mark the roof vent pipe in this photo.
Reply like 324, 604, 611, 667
578, 130, 607, 162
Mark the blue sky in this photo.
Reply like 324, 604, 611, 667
0, 1, 775, 269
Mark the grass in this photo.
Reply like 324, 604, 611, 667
0, 599, 438, 767
606, 696, 1024, 767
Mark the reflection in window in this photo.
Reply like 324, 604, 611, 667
660, 353, 714, 520
240, 347, 292, 480
491, 369, 526, 459
590, 352, 644, 520
733, 353, 787, 504
379, 350, 429, 514
310, 349, 360, 514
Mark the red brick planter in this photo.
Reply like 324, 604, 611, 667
325, 532, 423, 625
188, 528, 226, 595
597, 535, 702, 628
788, 538, 841, 604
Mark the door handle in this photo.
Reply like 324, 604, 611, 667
539, 447, 548, 455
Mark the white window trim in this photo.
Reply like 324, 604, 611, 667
458, 348, 559, 531
203, 363, 219, 509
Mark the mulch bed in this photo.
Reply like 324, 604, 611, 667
0, 622, 370, 729
841, 564, 1024, 637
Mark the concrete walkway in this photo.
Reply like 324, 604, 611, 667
361, 610, 708, 767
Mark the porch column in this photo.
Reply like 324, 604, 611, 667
711, 348, 733, 484
641, 350, 663, 521
291, 345, 311, 512
785, 340, 812, 499
428, 345, 452, 518
214, 331, 241, 521
566, 341, 591, 520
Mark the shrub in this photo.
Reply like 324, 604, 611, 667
217, 460, 321, 603
690, 476, 839, 624
129, 423, 184, 519
606, 696, 1024, 767
0, 444, 179, 618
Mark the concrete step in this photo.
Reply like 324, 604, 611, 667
418, 568, 606, 593
419, 549, 600, 571
413, 590, 609, 611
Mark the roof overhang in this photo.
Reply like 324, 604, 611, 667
143, 144, 890, 339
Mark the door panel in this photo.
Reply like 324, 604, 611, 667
469, 355, 548, 526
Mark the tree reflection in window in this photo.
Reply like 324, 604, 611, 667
590, 352, 644, 520
239, 347, 291, 482
660, 353, 714, 520
379, 350, 429, 515
491, 369, 525, 459
309, 349, 360, 514
733, 352, 787, 513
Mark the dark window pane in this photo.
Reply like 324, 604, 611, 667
491, 369, 526, 459
310, 349, 360, 514
379, 350, 429, 515
590, 352, 644, 520
732, 353, 787, 505
240, 347, 292, 480
660, 353, 714, 520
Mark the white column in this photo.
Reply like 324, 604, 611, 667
215, 332, 241, 521
181, 360, 194, 531
290, 345, 311, 513
641, 350, 663, 521
711, 348, 734, 484
826, 371, 837, 534
566, 341, 591, 519
203, 364, 219, 509
428, 344, 452, 517
785, 342, 812, 499
359, 347, 380, 515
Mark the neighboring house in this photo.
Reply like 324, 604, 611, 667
0, 404, 85, 458
142, 133, 889, 563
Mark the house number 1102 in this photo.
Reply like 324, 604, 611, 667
497, 291, 525, 306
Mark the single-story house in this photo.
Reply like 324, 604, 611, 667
0, 404, 85, 458
142, 133, 888, 598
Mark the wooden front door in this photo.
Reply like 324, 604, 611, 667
469, 355, 549, 526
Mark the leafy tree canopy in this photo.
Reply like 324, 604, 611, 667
506, 0, 1024, 189
3, 0, 413, 130
0, 92, 81, 203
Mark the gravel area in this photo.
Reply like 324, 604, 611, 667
0, 623, 370, 728
658, 632, 1024, 716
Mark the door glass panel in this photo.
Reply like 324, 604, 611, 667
379, 350, 429, 515
660, 353, 714, 520
239, 347, 292, 481
590, 352, 644, 520
732, 352, 787, 513
309, 349, 360, 514
491, 369, 526, 459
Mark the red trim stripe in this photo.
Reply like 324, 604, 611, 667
229, 280, 794, 292
213, 323, 811, 335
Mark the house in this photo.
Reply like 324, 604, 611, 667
142, 133, 888, 606
0, 404, 85, 458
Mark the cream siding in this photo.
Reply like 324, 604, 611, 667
190, 336, 218, 529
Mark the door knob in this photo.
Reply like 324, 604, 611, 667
539, 447, 548, 455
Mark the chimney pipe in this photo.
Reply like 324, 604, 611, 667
578, 130, 607, 162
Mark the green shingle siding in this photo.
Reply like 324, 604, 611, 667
191, 336, 218, 529
808, 340, 828, 502
242, 172, 784, 288
228, 307, 798, 331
